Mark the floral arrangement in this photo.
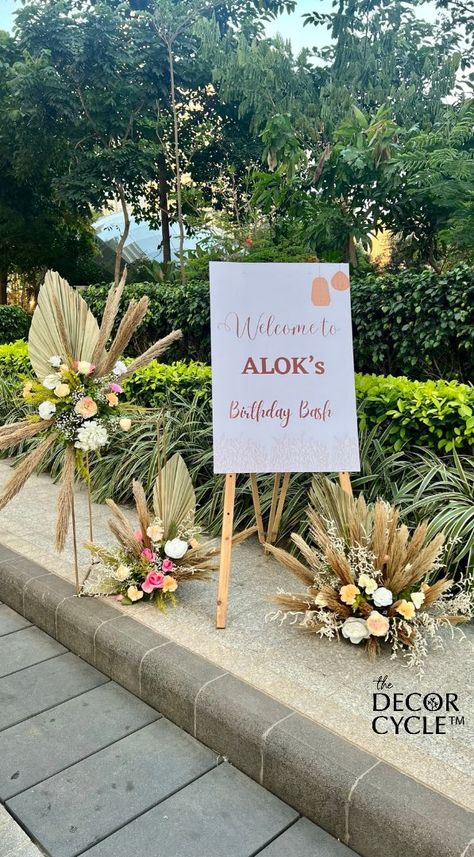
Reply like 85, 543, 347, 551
267, 478, 473, 672
84, 452, 251, 606
0, 269, 181, 588
21, 355, 131, 454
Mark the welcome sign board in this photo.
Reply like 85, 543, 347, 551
210, 262, 360, 474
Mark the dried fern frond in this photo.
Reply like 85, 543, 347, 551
264, 542, 314, 587
0, 419, 54, 450
121, 329, 182, 378
132, 480, 151, 548
55, 446, 75, 552
91, 267, 127, 366
0, 433, 58, 510
98, 296, 150, 376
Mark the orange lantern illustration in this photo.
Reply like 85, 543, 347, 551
331, 271, 350, 291
311, 277, 330, 306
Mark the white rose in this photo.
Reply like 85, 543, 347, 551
119, 417, 132, 431
113, 564, 131, 582
358, 573, 377, 594
113, 360, 127, 376
372, 587, 393, 607
341, 617, 370, 645
43, 373, 60, 390
49, 355, 62, 368
411, 591, 425, 610
314, 592, 328, 607
164, 537, 188, 559
38, 400, 56, 420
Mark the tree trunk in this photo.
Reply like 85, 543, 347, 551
345, 234, 357, 267
167, 39, 186, 285
0, 262, 8, 305
157, 152, 171, 263
114, 183, 131, 286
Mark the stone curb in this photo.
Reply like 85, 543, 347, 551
0, 545, 472, 857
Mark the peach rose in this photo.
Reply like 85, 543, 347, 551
54, 383, 70, 398
22, 382, 33, 399
127, 585, 143, 602
119, 417, 132, 431
106, 392, 119, 407
162, 575, 178, 593
396, 599, 415, 620
366, 610, 390, 637
340, 584, 360, 605
74, 396, 98, 418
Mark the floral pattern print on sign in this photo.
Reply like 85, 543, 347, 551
268, 478, 473, 674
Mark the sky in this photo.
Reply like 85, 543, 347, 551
0, 0, 440, 49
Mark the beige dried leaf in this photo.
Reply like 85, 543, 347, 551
153, 453, 196, 539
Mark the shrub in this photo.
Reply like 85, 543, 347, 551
0, 306, 31, 344
82, 281, 211, 362
351, 264, 474, 382
123, 361, 212, 406
0, 340, 31, 378
82, 264, 474, 381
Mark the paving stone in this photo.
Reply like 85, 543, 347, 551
262, 713, 376, 841
81, 763, 298, 857
139, 642, 227, 733
259, 818, 355, 856
347, 761, 474, 857
0, 805, 43, 857
0, 604, 31, 636
0, 681, 158, 800
0, 652, 108, 731
0, 625, 66, 678
9, 719, 217, 857
195, 673, 293, 781
94, 614, 170, 696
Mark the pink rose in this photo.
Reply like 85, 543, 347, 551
108, 382, 123, 393
161, 558, 174, 573
141, 548, 156, 562
133, 529, 143, 542
366, 610, 390, 637
114, 593, 123, 601
142, 571, 165, 593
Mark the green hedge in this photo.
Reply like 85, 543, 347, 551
81, 264, 474, 381
0, 306, 31, 344
82, 281, 211, 363
0, 341, 472, 453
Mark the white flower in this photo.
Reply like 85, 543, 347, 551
43, 373, 60, 390
113, 360, 127, 376
147, 523, 163, 542
113, 564, 131, 582
38, 400, 56, 420
74, 420, 109, 452
341, 617, 370, 645
372, 587, 393, 608
164, 537, 188, 559
119, 417, 132, 431
76, 361, 94, 375
411, 591, 425, 610
314, 592, 328, 607
49, 355, 62, 368
358, 573, 377, 594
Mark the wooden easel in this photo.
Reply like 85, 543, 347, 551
216, 470, 353, 628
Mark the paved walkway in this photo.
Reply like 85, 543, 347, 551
0, 602, 355, 857
0, 461, 472, 812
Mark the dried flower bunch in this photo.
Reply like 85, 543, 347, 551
0, 270, 181, 553
84, 453, 252, 607
267, 478, 473, 672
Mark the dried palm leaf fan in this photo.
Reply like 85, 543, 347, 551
0, 269, 182, 593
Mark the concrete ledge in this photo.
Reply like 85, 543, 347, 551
0, 546, 472, 857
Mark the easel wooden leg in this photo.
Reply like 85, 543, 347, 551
338, 471, 353, 496
266, 473, 282, 545
216, 473, 236, 629
269, 472, 291, 544
250, 474, 265, 545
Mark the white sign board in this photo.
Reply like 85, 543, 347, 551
210, 262, 360, 474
